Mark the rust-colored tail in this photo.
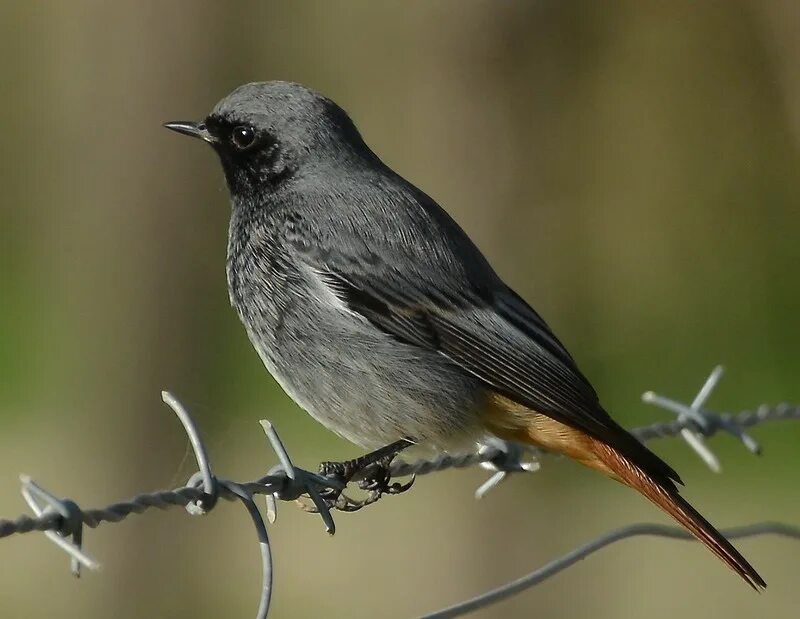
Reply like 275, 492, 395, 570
590, 439, 766, 590
481, 396, 766, 589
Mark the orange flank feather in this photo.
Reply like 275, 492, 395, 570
481, 392, 766, 590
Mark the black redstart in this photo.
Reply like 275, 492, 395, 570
165, 81, 764, 588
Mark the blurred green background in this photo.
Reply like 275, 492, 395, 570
1, 1, 798, 617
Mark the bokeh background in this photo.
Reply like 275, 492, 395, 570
1, 2, 798, 617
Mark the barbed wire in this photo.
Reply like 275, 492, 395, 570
1, 366, 798, 618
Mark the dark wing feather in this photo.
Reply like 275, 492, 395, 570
314, 267, 681, 486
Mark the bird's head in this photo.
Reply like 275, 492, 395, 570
164, 81, 371, 200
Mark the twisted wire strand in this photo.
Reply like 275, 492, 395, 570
0, 482, 289, 538
389, 402, 800, 478
633, 403, 800, 441
2, 403, 796, 541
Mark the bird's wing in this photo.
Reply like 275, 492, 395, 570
300, 251, 679, 485
312, 263, 600, 427
286, 183, 679, 485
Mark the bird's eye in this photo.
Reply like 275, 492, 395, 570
231, 125, 256, 150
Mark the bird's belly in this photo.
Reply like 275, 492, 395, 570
250, 311, 483, 450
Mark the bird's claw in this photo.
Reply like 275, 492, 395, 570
310, 454, 416, 513
300, 486, 382, 513
357, 466, 416, 496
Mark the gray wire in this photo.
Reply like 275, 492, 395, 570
419, 522, 800, 619
162, 391, 218, 513
221, 480, 273, 619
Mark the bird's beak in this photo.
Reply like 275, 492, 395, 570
163, 121, 217, 144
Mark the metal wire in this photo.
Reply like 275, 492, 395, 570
0, 366, 797, 618
420, 522, 800, 619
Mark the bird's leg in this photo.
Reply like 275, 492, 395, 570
319, 438, 413, 481
316, 438, 415, 511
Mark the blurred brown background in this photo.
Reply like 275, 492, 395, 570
1, 1, 798, 617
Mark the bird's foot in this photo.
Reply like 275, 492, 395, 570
313, 439, 415, 512
356, 455, 416, 497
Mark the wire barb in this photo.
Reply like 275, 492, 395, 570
162, 391, 218, 514
258, 419, 341, 534
0, 367, 798, 618
19, 475, 98, 575
642, 365, 762, 472
474, 438, 540, 499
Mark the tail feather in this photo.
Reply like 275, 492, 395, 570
591, 439, 766, 590
481, 397, 766, 588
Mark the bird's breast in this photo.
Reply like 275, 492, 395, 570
226, 237, 483, 448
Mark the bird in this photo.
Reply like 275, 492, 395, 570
164, 80, 765, 589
